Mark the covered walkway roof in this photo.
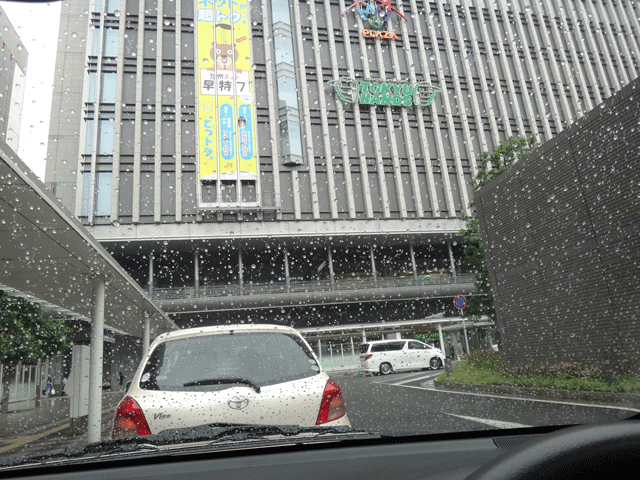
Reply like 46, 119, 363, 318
0, 141, 177, 339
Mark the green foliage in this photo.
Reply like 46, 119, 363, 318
439, 350, 640, 393
0, 291, 74, 365
460, 135, 539, 321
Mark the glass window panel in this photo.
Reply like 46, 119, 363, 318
88, 72, 97, 103
288, 120, 302, 156
271, 0, 291, 24
104, 28, 119, 57
99, 119, 114, 154
101, 73, 116, 103
106, 0, 120, 13
92, 28, 100, 56
94, 0, 102, 13
85, 119, 95, 154
277, 75, 298, 109
95, 172, 112, 216
82, 172, 91, 216
274, 35, 294, 65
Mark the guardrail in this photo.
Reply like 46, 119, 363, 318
148, 274, 475, 301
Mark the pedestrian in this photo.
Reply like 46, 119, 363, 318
119, 371, 125, 389
45, 377, 52, 396
62, 376, 67, 394
457, 340, 465, 357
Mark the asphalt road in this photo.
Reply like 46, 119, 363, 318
332, 369, 637, 436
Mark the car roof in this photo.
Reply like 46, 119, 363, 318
364, 339, 410, 344
155, 324, 301, 343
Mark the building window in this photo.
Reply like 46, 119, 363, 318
271, 0, 291, 23
99, 119, 114, 154
95, 172, 112, 216
85, 119, 95, 154
81, 172, 91, 217
101, 72, 117, 103
92, 28, 100, 56
104, 28, 119, 57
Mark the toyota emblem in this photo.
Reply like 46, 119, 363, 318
228, 395, 249, 410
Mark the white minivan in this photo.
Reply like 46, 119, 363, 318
359, 339, 446, 375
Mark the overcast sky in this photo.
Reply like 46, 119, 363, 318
2, 1, 61, 181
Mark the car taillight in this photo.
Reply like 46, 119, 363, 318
316, 378, 346, 425
364, 354, 373, 361
111, 396, 152, 439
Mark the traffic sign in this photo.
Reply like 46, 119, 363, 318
453, 295, 466, 310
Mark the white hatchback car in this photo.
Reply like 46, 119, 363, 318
359, 339, 446, 375
112, 324, 350, 439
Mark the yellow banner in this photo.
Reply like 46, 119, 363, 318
197, 0, 257, 183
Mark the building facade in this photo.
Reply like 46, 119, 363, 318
0, 5, 27, 153
45, 0, 640, 330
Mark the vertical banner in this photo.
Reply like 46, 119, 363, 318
197, 0, 257, 185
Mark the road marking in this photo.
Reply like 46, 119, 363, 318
0, 405, 117, 454
385, 382, 640, 414
374, 371, 441, 386
445, 413, 531, 429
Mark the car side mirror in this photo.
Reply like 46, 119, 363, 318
125, 381, 131, 392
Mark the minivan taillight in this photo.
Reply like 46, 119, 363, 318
111, 396, 152, 439
316, 378, 346, 425
364, 354, 373, 361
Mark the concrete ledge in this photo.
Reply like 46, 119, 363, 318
433, 380, 640, 410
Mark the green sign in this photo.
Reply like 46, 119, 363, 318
328, 76, 441, 107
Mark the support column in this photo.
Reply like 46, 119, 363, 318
194, 249, 200, 297
409, 243, 418, 281
317, 338, 323, 363
438, 324, 445, 357
68, 344, 90, 432
143, 314, 151, 358
327, 246, 335, 290
350, 336, 355, 364
88, 277, 105, 444
148, 253, 154, 296
362, 330, 367, 343
447, 241, 457, 284
370, 245, 377, 288
284, 247, 290, 293
238, 248, 244, 295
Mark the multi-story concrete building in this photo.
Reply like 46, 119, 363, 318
45, 0, 639, 346
0, 6, 27, 153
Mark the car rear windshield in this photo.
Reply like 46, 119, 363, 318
360, 344, 369, 354
371, 341, 405, 352
140, 332, 320, 391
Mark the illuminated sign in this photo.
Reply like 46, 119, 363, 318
362, 29, 398, 40
196, 0, 257, 183
342, 0, 407, 31
328, 77, 441, 107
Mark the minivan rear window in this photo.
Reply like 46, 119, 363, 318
360, 343, 369, 354
140, 332, 319, 391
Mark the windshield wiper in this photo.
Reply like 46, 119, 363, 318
0, 425, 379, 470
183, 377, 261, 393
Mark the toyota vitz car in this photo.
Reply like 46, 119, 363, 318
112, 324, 349, 438
359, 339, 445, 375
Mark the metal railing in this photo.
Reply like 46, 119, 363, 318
148, 273, 475, 301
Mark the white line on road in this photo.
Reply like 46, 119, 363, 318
375, 372, 442, 386
445, 413, 531, 429
383, 383, 640, 414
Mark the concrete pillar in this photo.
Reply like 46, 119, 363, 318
148, 253, 154, 295
238, 248, 244, 294
284, 247, 290, 293
194, 249, 200, 296
143, 314, 151, 358
327, 246, 335, 290
88, 277, 105, 444
438, 324, 445, 356
68, 344, 90, 433
409, 243, 418, 280
317, 338, 323, 363
370, 245, 377, 287
447, 240, 457, 283
362, 330, 367, 343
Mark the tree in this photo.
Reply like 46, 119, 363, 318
460, 135, 539, 321
1, 291, 74, 411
